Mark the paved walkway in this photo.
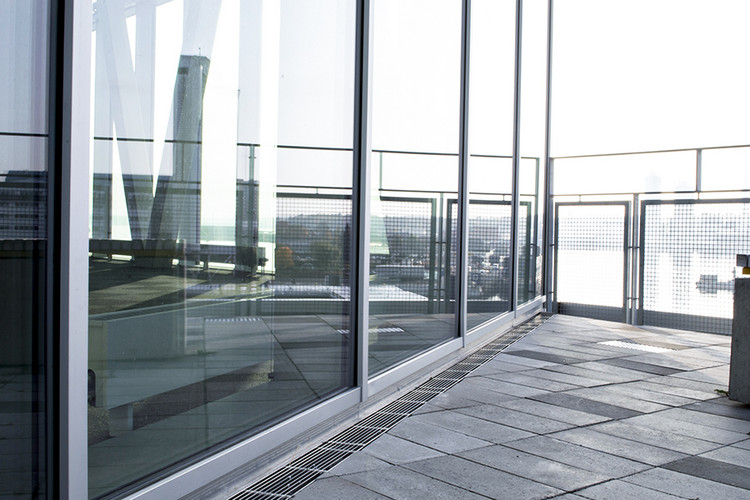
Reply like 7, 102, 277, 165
293, 314, 750, 499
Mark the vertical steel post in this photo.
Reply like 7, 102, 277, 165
352, 0, 373, 400
543, 0, 555, 311
511, 0, 523, 316
55, 0, 91, 497
457, 0, 471, 343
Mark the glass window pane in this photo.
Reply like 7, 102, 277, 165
368, 0, 461, 376
87, 1, 355, 496
466, 0, 516, 329
0, 1, 49, 497
517, 0, 549, 305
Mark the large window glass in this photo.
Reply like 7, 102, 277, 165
368, 0, 461, 376
466, 0, 516, 329
87, 1, 355, 496
518, 0, 548, 304
0, 1, 50, 497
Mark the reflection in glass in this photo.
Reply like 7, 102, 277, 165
0, 1, 49, 497
87, 1, 354, 496
368, 0, 461, 376
466, 0, 516, 329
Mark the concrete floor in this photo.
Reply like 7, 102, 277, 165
292, 314, 750, 500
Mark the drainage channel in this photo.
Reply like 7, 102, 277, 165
228, 313, 551, 500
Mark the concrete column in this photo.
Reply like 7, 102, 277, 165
729, 270, 750, 403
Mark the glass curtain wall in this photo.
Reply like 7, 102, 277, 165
466, 0, 516, 330
518, 0, 548, 304
87, 0, 355, 496
368, 0, 462, 376
0, 1, 50, 497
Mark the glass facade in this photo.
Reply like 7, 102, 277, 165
368, 0, 461, 375
87, 1, 355, 496
466, 0, 516, 329
2, 0, 558, 496
0, 1, 50, 497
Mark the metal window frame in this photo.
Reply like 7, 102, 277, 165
59, 0, 91, 498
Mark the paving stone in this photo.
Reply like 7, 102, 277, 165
662, 456, 750, 490
457, 403, 575, 434
544, 364, 641, 384
424, 391, 483, 411
734, 439, 750, 450
593, 382, 697, 407
576, 479, 683, 500
454, 375, 549, 398
292, 476, 392, 500
402, 455, 563, 499
504, 435, 650, 477
624, 467, 750, 500
322, 452, 392, 478
457, 444, 611, 491
344, 464, 488, 500
359, 433, 444, 465
660, 407, 750, 434
550, 428, 688, 466
628, 380, 715, 401
491, 353, 558, 368
406, 409, 534, 444
700, 445, 750, 468
495, 398, 610, 426
504, 349, 589, 365
522, 368, 607, 388
531, 392, 642, 419
562, 387, 670, 414
387, 418, 492, 454
590, 420, 721, 455
683, 400, 750, 421
595, 357, 684, 376
483, 370, 581, 392
623, 413, 750, 445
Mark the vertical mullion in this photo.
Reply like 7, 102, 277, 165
457, 0, 471, 343
56, 0, 91, 497
543, 0, 555, 308
511, 0, 523, 316
352, 0, 372, 401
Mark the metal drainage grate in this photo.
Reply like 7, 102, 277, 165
229, 314, 551, 500
597, 340, 674, 353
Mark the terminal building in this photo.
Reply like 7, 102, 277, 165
1, 1, 749, 498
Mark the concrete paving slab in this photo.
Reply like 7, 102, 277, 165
358, 433, 444, 465
495, 398, 610, 426
405, 409, 534, 443
623, 412, 750, 445
576, 479, 684, 500
662, 455, 750, 490
343, 464, 488, 500
531, 392, 643, 419
387, 418, 493, 454
623, 467, 750, 500
402, 455, 563, 500
292, 476, 392, 500
457, 444, 611, 491
590, 420, 722, 454
504, 435, 650, 477
700, 445, 750, 468
550, 427, 689, 466
322, 452, 393, 478
457, 403, 576, 434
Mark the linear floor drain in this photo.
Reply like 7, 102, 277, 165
228, 314, 550, 500
598, 340, 674, 353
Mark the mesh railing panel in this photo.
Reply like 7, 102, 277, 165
641, 201, 750, 334
275, 195, 351, 282
555, 203, 626, 321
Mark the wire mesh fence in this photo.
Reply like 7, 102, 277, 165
554, 202, 628, 322
641, 200, 750, 334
